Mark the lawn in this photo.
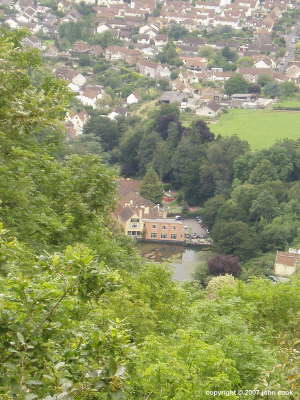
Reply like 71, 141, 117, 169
274, 99, 300, 109
210, 109, 300, 150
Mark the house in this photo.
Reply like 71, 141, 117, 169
181, 56, 208, 71
96, 23, 111, 34
137, 59, 171, 80
253, 56, 276, 69
286, 65, 300, 80
143, 218, 185, 243
139, 23, 160, 38
127, 92, 140, 105
159, 91, 188, 110
195, 101, 222, 118
115, 178, 168, 238
76, 85, 104, 109
274, 249, 300, 277
154, 34, 168, 48
55, 68, 86, 92
105, 46, 140, 65
65, 110, 89, 136
107, 107, 128, 120
199, 87, 224, 102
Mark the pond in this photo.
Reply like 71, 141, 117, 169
136, 242, 212, 282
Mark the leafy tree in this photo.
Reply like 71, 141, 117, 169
140, 167, 164, 203
263, 81, 280, 98
208, 254, 241, 277
212, 221, 257, 260
249, 190, 279, 222
237, 56, 254, 67
156, 41, 182, 66
202, 195, 226, 229
279, 81, 298, 98
248, 159, 278, 184
221, 46, 238, 62
168, 23, 188, 40
257, 74, 274, 87
59, 21, 93, 44
224, 74, 249, 95
83, 115, 120, 152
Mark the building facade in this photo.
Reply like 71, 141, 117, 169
143, 218, 184, 243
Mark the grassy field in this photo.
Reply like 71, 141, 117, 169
210, 109, 300, 150
274, 99, 300, 109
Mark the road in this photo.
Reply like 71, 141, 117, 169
278, 21, 300, 73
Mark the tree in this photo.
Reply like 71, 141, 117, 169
249, 190, 279, 222
248, 159, 278, 184
208, 254, 241, 277
140, 167, 164, 204
212, 221, 258, 260
190, 119, 215, 144
257, 74, 274, 87
263, 82, 280, 98
168, 23, 188, 40
156, 41, 182, 66
83, 115, 120, 152
221, 46, 238, 62
279, 81, 298, 98
237, 56, 254, 67
224, 74, 249, 96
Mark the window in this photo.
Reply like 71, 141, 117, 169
171, 234, 177, 239
162, 225, 167, 230
131, 223, 138, 228
151, 233, 157, 238
130, 218, 139, 222
173, 226, 176, 230
152, 224, 157, 229
161, 233, 167, 239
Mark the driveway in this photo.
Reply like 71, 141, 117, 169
183, 219, 207, 236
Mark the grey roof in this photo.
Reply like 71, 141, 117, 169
159, 91, 187, 103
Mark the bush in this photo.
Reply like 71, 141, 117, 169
208, 254, 241, 277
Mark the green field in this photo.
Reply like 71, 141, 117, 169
210, 109, 300, 150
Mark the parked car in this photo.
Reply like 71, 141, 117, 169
175, 215, 184, 221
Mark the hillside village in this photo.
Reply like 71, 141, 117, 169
2, 0, 300, 135
2, 14, 300, 397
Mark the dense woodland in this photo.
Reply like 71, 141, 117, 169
1, 29, 300, 399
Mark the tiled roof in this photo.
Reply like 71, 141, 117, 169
275, 251, 300, 267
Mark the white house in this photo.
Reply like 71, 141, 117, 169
127, 92, 140, 105
65, 110, 89, 136
76, 85, 104, 109
96, 23, 111, 34
195, 101, 222, 118
55, 68, 87, 92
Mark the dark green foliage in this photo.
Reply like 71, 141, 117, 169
224, 74, 249, 95
168, 23, 189, 40
156, 41, 183, 66
140, 167, 164, 203
83, 114, 120, 152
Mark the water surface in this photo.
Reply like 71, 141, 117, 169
136, 242, 211, 281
